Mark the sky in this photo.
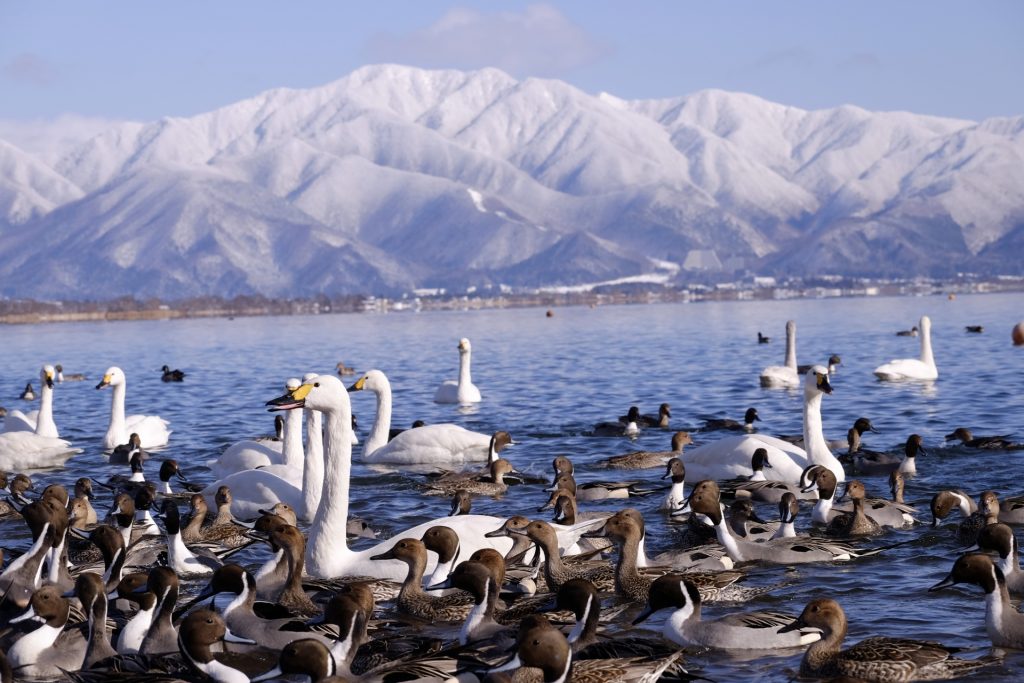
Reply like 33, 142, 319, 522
1, 1, 1022, 126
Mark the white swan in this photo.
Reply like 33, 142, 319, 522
212, 379, 303, 478
683, 367, 844, 484
0, 365, 82, 470
874, 315, 937, 381
350, 369, 493, 465
434, 338, 482, 404
268, 374, 518, 581
96, 367, 171, 450
3, 365, 58, 436
759, 320, 799, 388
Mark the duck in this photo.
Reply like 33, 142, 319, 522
158, 499, 222, 577
659, 458, 686, 512
683, 367, 845, 484
929, 489, 977, 528
952, 490, 1000, 546
758, 331, 771, 343
945, 427, 1022, 450
370, 537, 475, 622
930, 553, 1024, 648
597, 431, 693, 469
896, 325, 919, 336
631, 403, 671, 429
720, 448, 816, 504
965, 325, 984, 333
54, 364, 87, 382
425, 559, 509, 645
422, 459, 519, 498
889, 471, 909, 504
974, 523, 1024, 594
490, 614, 688, 683
851, 433, 925, 477
7, 585, 88, 677
449, 489, 472, 516
139, 566, 181, 654
803, 465, 914, 528
3, 365, 59, 436
19, 382, 35, 400
109, 432, 147, 465
348, 369, 497, 465
873, 315, 938, 380
433, 337, 482, 404
701, 407, 760, 432
825, 481, 882, 537
781, 597, 989, 680
770, 492, 799, 539
798, 354, 841, 375
115, 572, 157, 654
759, 320, 799, 388
592, 406, 640, 437
633, 574, 819, 650
177, 609, 254, 683
96, 366, 171, 449
507, 519, 614, 592
266, 375, 535, 580
160, 365, 185, 382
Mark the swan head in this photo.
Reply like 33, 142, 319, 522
96, 366, 126, 390
919, 315, 932, 335
348, 369, 389, 394
458, 338, 472, 353
41, 364, 55, 388
803, 366, 832, 396
267, 374, 349, 414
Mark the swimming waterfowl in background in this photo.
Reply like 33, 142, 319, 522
758, 331, 771, 344
592, 406, 641, 437
434, 337, 482, 404
19, 382, 35, 400
759, 320, 799, 388
781, 597, 989, 680
965, 325, 984, 333
160, 365, 185, 382
702, 407, 760, 432
625, 403, 671, 428
874, 315, 937, 381
54, 364, 87, 382
109, 432, 146, 464
896, 325, 919, 336
96, 366, 171, 449
945, 427, 1023, 450
798, 354, 841, 375
336, 360, 357, 376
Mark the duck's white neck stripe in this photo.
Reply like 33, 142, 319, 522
567, 594, 592, 644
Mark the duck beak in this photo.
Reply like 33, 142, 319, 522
928, 573, 957, 592
777, 616, 807, 634
266, 383, 312, 412
370, 548, 398, 561
484, 526, 507, 538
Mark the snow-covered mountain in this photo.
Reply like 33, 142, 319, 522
1, 64, 1021, 299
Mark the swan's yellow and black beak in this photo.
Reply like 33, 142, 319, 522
44, 369, 54, 389
267, 383, 313, 411
95, 373, 112, 390
347, 376, 366, 393
815, 372, 833, 394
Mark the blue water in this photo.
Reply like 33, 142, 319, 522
1, 292, 1022, 680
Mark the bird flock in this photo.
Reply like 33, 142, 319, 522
1, 313, 1023, 683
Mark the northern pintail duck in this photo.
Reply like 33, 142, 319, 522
798, 353, 841, 375
426, 559, 509, 645
421, 524, 465, 588
178, 609, 253, 683
634, 574, 818, 650
948, 490, 999, 546
632, 403, 671, 429
722, 448, 816, 503
7, 585, 87, 677
491, 614, 688, 683
826, 480, 882, 537
803, 465, 914, 528
851, 433, 925, 477
370, 537, 475, 622
182, 492, 251, 550
896, 325, 919, 336
974, 523, 1024, 595
965, 325, 984, 333
998, 495, 1024, 524
19, 382, 35, 400
592, 406, 641, 437
931, 552, 1024, 648
782, 597, 989, 680
598, 431, 693, 470
110, 432, 146, 465
422, 458, 519, 497
271, 523, 320, 616
758, 331, 771, 343
449, 489, 472, 516
726, 498, 779, 540
160, 365, 185, 382
159, 499, 222, 577
424, 430, 517, 483
74, 571, 118, 667
139, 566, 180, 654
684, 480, 878, 564
771, 492, 799, 539
116, 572, 156, 654
946, 427, 1023, 450
929, 489, 977, 528
73, 477, 98, 524
0, 472, 33, 517
702, 407, 760, 433
55, 363, 87, 382
549, 473, 652, 502
658, 457, 686, 512
508, 519, 614, 592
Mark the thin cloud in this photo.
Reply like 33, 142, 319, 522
365, 4, 611, 77
838, 52, 882, 71
2, 53, 58, 86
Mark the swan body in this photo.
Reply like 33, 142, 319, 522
96, 366, 171, 449
268, 375, 515, 580
759, 320, 799, 388
434, 338, 482, 404
874, 315, 937, 381
351, 369, 493, 465
0, 431, 81, 470
683, 367, 844, 484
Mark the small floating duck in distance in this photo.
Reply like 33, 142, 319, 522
965, 325, 984, 333
19, 382, 35, 400
160, 365, 185, 382
896, 325, 918, 336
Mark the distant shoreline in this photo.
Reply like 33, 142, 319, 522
2, 277, 1021, 326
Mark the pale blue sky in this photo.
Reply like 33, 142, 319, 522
1, 1, 1021, 123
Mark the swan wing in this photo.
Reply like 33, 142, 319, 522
683, 435, 809, 484
2, 409, 37, 433
125, 414, 172, 448
0, 432, 82, 470
364, 424, 490, 464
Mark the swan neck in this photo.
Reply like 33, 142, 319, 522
803, 391, 840, 479
302, 410, 325, 521
459, 348, 472, 387
785, 325, 797, 369
281, 408, 305, 470
109, 382, 127, 442
920, 324, 935, 368
36, 382, 56, 437
365, 379, 392, 459
307, 406, 353, 576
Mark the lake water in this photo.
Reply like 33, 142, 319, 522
2, 292, 1022, 680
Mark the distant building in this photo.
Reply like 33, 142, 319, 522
682, 249, 723, 271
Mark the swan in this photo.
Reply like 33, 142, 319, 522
682, 367, 844, 484
0, 366, 81, 470
267, 374, 522, 581
434, 338, 482, 404
874, 315, 937, 381
759, 320, 799, 388
96, 367, 171, 449
3, 365, 59, 436
212, 379, 303, 478
350, 369, 494, 465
